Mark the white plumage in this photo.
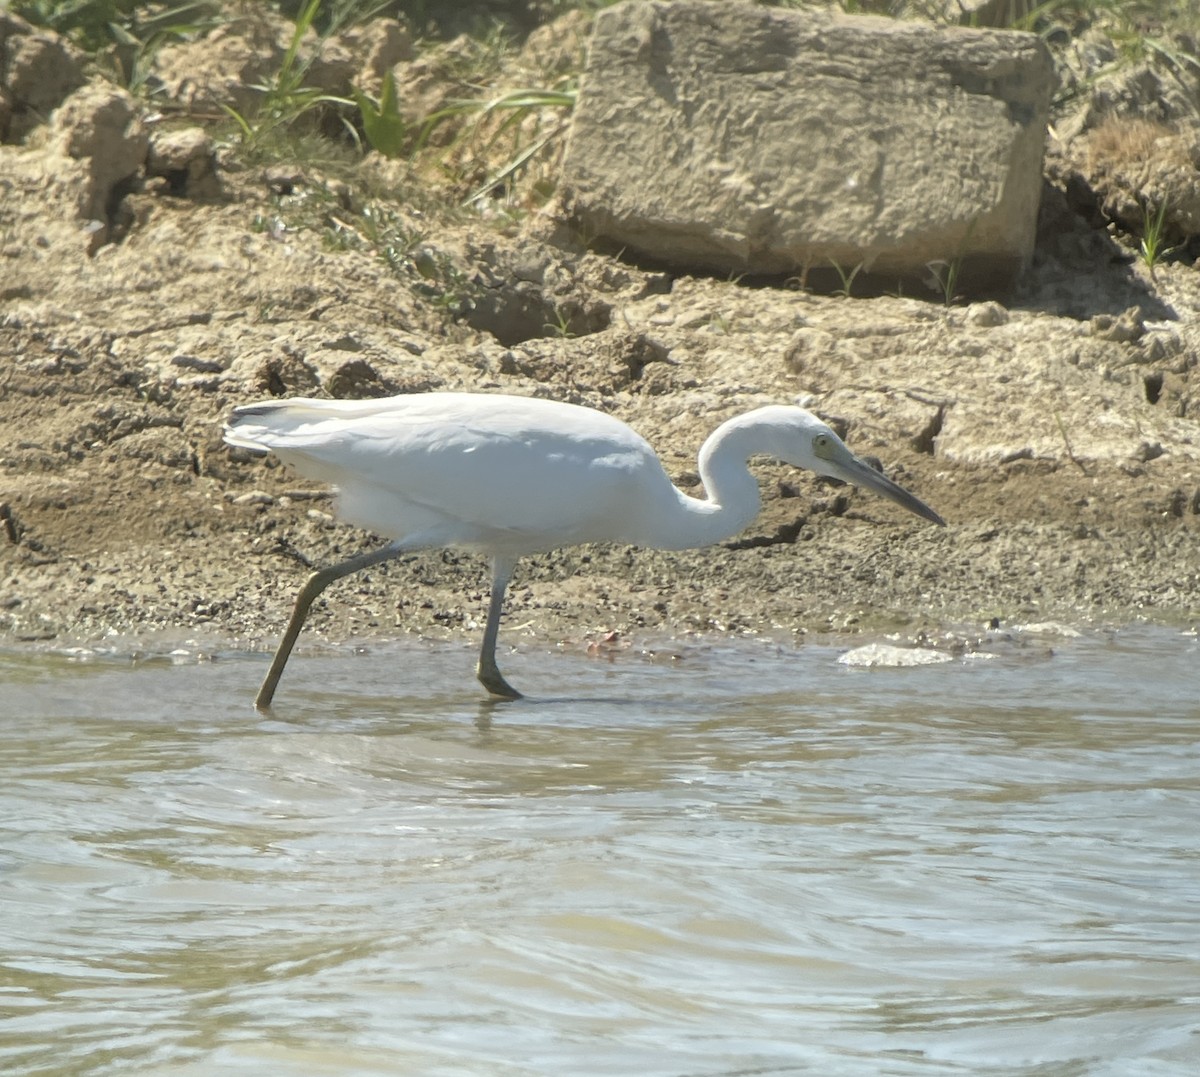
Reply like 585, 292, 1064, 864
226, 393, 681, 552
224, 391, 943, 704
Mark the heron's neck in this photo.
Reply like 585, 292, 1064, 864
657, 417, 765, 550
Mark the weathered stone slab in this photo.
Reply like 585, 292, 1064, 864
560, 0, 1053, 293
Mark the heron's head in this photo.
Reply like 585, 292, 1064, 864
766, 406, 945, 526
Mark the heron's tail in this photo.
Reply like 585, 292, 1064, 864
222, 397, 399, 452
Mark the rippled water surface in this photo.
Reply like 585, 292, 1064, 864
2, 628, 1198, 1076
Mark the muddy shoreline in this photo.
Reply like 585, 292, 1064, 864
3, 5, 1200, 663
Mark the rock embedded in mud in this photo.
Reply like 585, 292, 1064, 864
965, 301, 1010, 328
231, 491, 275, 507
145, 127, 221, 201
561, 0, 1053, 294
1089, 307, 1145, 344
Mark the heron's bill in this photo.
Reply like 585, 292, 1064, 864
835, 454, 946, 526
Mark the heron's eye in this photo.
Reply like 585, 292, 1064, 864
813, 433, 835, 459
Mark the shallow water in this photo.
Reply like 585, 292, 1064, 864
2, 627, 1198, 1076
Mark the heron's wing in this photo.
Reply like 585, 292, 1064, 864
224, 393, 670, 547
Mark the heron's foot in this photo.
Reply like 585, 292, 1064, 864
476, 658, 522, 700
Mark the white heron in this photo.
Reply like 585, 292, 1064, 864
223, 392, 944, 706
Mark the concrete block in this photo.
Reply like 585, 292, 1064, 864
560, 0, 1054, 293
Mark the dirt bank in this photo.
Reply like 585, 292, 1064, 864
2, 5, 1199, 670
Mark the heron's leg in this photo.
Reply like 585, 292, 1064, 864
476, 556, 521, 700
255, 541, 405, 710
